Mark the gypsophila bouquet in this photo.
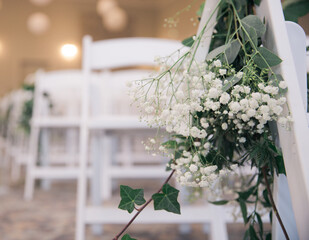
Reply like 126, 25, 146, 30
113, 0, 291, 239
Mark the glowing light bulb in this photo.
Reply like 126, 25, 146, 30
60, 44, 78, 60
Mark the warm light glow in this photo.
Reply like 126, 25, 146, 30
96, 0, 117, 16
29, 0, 53, 6
0, 41, 3, 55
27, 12, 50, 35
61, 44, 78, 60
103, 7, 127, 32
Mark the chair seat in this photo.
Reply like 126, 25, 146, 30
88, 115, 149, 130
32, 117, 81, 128
30, 166, 91, 179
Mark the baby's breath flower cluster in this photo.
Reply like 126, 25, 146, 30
129, 55, 290, 188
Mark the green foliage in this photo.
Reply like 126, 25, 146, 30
283, 0, 309, 22
181, 36, 195, 47
118, 185, 146, 213
121, 234, 136, 240
208, 200, 229, 205
253, 47, 282, 69
206, 40, 241, 64
152, 184, 181, 214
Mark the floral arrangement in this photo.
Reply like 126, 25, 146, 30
113, 0, 292, 239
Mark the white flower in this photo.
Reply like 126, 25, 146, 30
279, 81, 287, 89
208, 88, 220, 99
220, 122, 228, 130
189, 164, 198, 172
252, 92, 261, 101
246, 109, 256, 117
219, 69, 227, 75
260, 105, 270, 114
204, 142, 210, 150
249, 99, 259, 109
229, 102, 242, 113
258, 83, 264, 89
213, 60, 222, 67
236, 72, 243, 78
241, 114, 249, 122
145, 106, 155, 114
219, 92, 230, 104
239, 137, 246, 143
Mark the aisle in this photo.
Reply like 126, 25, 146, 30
0, 181, 251, 240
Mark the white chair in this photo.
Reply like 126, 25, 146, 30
75, 36, 230, 240
24, 69, 84, 200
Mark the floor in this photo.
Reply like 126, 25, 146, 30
0, 180, 250, 240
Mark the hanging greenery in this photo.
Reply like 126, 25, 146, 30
113, 0, 295, 239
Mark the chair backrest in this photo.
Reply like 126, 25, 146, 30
82, 36, 186, 116
33, 69, 83, 118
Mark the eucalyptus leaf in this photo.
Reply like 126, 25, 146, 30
249, 225, 259, 240
222, 76, 241, 92
241, 15, 266, 38
121, 234, 137, 240
209, 200, 229, 205
239, 199, 248, 224
118, 185, 146, 213
253, 47, 282, 69
255, 212, 264, 237
240, 26, 258, 47
206, 40, 241, 64
284, 0, 309, 23
152, 184, 181, 214
182, 36, 195, 47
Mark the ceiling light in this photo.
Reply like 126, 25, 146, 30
27, 12, 50, 35
60, 44, 78, 60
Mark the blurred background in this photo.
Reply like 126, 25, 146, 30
0, 0, 308, 240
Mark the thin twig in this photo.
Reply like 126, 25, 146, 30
112, 170, 176, 240
262, 166, 290, 240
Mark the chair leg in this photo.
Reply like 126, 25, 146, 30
102, 135, 112, 201
24, 127, 40, 201
90, 132, 103, 235
39, 129, 51, 191
75, 127, 88, 240
209, 207, 228, 240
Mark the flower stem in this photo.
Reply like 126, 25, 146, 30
262, 166, 290, 240
112, 170, 175, 240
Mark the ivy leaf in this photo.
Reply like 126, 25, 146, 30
118, 185, 146, 213
253, 47, 282, 69
121, 234, 137, 240
241, 15, 266, 38
209, 200, 229, 205
152, 184, 181, 214
206, 40, 241, 64
182, 36, 195, 47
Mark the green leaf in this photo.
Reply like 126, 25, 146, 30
266, 233, 272, 240
255, 213, 264, 237
238, 186, 256, 201
209, 200, 229, 205
253, 47, 282, 69
206, 40, 241, 64
254, 0, 261, 5
222, 76, 242, 92
152, 184, 180, 214
121, 234, 137, 240
182, 36, 195, 47
118, 185, 146, 213
240, 26, 258, 46
249, 225, 259, 240
162, 140, 177, 149
241, 15, 266, 38
284, 0, 309, 23
239, 199, 248, 224
275, 155, 286, 175
196, 2, 205, 17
